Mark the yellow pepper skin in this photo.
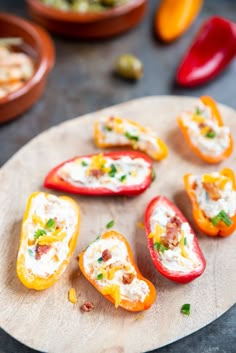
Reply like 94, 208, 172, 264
155, 0, 203, 42
16, 192, 80, 290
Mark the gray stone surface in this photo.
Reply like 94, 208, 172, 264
0, 0, 235, 352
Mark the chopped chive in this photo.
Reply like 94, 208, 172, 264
124, 132, 139, 141
81, 160, 88, 167
154, 242, 168, 253
151, 169, 156, 182
34, 229, 46, 239
28, 249, 34, 256
184, 237, 187, 245
97, 273, 103, 280
205, 131, 216, 138
97, 257, 103, 263
195, 107, 202, 115
211, 210, 232, 227
108, 164, 117, 177
181, 303, 191, 316
106, 220, 115, 229
95, 236, 101, 241
120, 175, 126, 182
46, 218, 56, 230
105, 126, 112, 131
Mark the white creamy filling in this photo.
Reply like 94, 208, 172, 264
180, 102, 230, 156
191, 174, 236, 218
150, 205, 201, 273
23, 193, 78, 278
57, 155, 150, 191
83, 236, 150, 303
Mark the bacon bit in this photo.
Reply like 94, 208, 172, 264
89, 168, 105, 178
122, 272, 135, 284
35, 244, 51, 260
80, 301, 95, 312
68, 288, 77, 304
102, 249, 112, 262
192, 181, 198, 190
202, 182, 221, 201
163, 216, 181, 248
198, 122, 207, 129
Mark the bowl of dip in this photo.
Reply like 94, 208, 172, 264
26, 0, 147, 38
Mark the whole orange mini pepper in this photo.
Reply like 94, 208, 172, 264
177, 96, 233, 164
79, 230, 156, 311
17, 192, 80, 290
184, 168, 236, 237
155, 0, 203, 42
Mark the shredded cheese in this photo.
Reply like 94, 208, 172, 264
101, 284, 121, 308
68, 288, 77, 304
202, 174, 229, 190
148, 224, 165, 243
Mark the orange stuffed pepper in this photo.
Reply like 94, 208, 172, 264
177, 96, 233, 163
184, 168, 236, 237
94, 116, 168, 161
79, 230, 156, 311
17, 192, 80, 290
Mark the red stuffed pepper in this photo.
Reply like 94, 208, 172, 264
145, 196, 206, 283
44, 151, 153, 196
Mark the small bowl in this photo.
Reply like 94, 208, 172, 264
0, 12, 55, 124
26, 0, 147, 39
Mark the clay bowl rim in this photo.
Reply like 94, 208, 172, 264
0, 12, 55, 106
26, 0, 147, 23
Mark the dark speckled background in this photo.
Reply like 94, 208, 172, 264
0, 0, 235, 352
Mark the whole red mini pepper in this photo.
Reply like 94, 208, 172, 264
176, 16, 236, 87
145, 196, 206, 283
44, 151, 153, 196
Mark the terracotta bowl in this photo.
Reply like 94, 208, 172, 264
26, 0, 147, 39
0, 12, 55, 124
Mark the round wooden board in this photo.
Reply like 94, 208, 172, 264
0, 96, 236, 353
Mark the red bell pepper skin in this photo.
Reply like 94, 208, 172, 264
144, 196, 206, 283
176, 16, 236, 87
44, 151, 153, 196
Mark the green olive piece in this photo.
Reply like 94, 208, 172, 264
115, 54, 143, 80
100, 0, 117, 6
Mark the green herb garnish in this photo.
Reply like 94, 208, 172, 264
195, 107, 202, 115
181, 303, 191, 316
81, 160, 88, 166
154, 242, 168, 253
28, 249, 34, 256
97, 257, 103, 263
120, 175, 126, 182
108, 164, 117, 177
97, 273, 103, 280
106, 220, 115, 229
205, 131, 216, 138
151, 169, 156, 182
105, 126, 112, 131
184, 237, 187, 245
46, 218, 56, 230
125, 132, 139, 141
211, 210, 232, 227
34, 229, 46, 239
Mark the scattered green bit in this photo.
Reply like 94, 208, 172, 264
154, 242, 168, 253
115, 54, 143, 80
151, 169, 156, 182
125, 132, 139, 141
81, 160, 88, 166
184, 237, 187, 245
95, 236, 101, 241
211, 210, 232, 227
205, 131, 216, 138
28, 249, 34, 256
34, 229, 46, 239
97, 273, 103, 280
195, 107, 202, 115
120, 175, 126, 182
181, 303, 191, 316
106, 220, 115, 229
97, 257, 103, 263
105, 126, 112, 131
108, 164, 117, 177
46, 218, 56, 230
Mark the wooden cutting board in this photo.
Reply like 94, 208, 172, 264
0, 96, 235, 353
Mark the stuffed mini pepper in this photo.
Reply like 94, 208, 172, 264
44, 151, 153, 196
145, 196, 206, 283
79, 230, 156, 311
177, 96, 233, 163
94, 116, 168, 160
184, 168, 236, 237
17, 192, 80, 290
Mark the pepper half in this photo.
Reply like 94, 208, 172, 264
145, 196, 206, 283
155, 0, 203, 42
176, 16, 236, 86
94, 116, 168, 161
16, 192, 80, 290
79, 230, 156, 311
44, 151, 153, 196
184, 168, 236, 237
177, 96, 233, 163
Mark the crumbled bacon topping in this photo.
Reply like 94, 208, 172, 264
202, 182, 221, 201
102, 249, 112, 262
89, 169, 105, 178
162, 216, 181, 248
35, 244, 51, 260
122, 272, 135, 284
80, 301, 95, 312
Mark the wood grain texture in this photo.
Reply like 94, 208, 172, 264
0, 96, 235, 353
